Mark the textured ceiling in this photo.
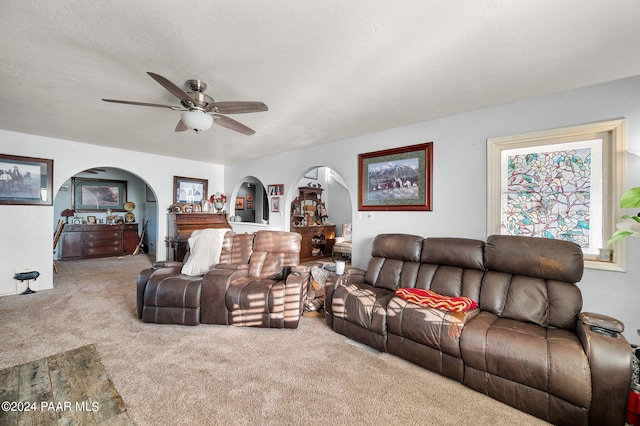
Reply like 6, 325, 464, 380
1, 1, 640, 164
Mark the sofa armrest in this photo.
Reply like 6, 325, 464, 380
152, 260, 183, 269
136, 265, 184, 319
324, 267, 365, 324
578, 311, 625, 333
283, 266, 311, 328
577, 313, 631, 426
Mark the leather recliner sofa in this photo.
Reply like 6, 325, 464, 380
324, 233, 632, 426
137, 230, 310, 329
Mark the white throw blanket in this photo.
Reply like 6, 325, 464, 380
180, 228, 229, 276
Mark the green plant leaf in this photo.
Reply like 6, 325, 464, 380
607, 230, 634, 245
620, 187, 640, 208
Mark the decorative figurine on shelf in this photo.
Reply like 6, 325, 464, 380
210, 192, 227, 213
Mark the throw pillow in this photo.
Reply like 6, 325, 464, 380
395, 288, 477, 312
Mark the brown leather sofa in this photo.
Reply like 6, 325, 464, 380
325, 233, 632, 426
137, 230, 310, 328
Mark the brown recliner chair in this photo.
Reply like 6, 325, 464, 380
137, 230, 310, 329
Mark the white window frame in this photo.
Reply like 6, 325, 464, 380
487, 119, 626, 272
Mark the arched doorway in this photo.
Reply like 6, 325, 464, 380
229, 176, 269, 224
290, 166, 352, 263
53, 167, 159, 261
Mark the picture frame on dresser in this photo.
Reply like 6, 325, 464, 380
173, 176, 208, 205
72, 177, 127, 212
358, 142, 433, 211
0, 154, 54, 206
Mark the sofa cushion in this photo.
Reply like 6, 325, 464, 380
249, 251, 284, 279
485, 235, 583, 283
460, 312, 591, 409
331, 281, 394, 336
387, 296, 480, 360
365, 234, 423, 290
396, 288, 477, 312
421, 237, 485, 270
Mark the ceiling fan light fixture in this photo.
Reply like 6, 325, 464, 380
181, 110, 213, 133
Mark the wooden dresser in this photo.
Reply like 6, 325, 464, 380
167, 213, 231, 262
59, 223, 139, 260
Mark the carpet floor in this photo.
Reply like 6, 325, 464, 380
0, 255, 548, 425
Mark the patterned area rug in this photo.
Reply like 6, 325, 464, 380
0, 344, 132, 425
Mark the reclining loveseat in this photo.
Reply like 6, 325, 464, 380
324, 233, 631, 425
137, 230, 310, 328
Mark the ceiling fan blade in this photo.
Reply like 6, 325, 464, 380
210, 101, 268, 114
213, 114, 255, 135
102, 99, 179, 109
147, 72, 196, 106
175, 119, 188, 132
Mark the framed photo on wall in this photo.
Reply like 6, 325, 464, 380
271, 197, 280, 212
235, 197, 245, 210
358, 142, 433, 211
0, 154, 53, 206
173, 176, 208, 205
72, 178, 127, 212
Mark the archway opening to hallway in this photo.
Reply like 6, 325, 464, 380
53, 167, 159, 264
288, 166, 352, 264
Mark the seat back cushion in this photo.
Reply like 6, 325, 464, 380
416, 238, 485, 300
248, 231, 302, 278
219, 232, 254, 264
482, 235, 584, 330
364, 234, 423, 291
484, 234, 583, 283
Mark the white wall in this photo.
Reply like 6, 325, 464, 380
0, 130, 224, 296
225, 76, 640, 345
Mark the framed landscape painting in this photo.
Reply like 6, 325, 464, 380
73, 178, 127, 212
358, 142, 433, 211
0, 154, 53, 206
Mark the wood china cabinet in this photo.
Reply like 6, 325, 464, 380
291, 186, 335, 262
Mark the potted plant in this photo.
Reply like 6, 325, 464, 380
607, 187, 640, 244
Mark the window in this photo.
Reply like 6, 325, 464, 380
487, 120, 626, 271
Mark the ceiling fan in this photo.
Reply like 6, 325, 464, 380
102, 72, 267, 135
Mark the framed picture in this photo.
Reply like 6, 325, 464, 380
73, 178, 127, 212
87, 216, 96, 224
358, 142, 433, 211
271, 197, 281, 212
173, 176, 208, 204
267, 184, 284, 196
0, 154, 53, 206
247, 202, 254, 209
235, 197, 245, 210
246, 194, 254, 202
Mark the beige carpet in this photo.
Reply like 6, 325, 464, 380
0, 255, 548, 425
